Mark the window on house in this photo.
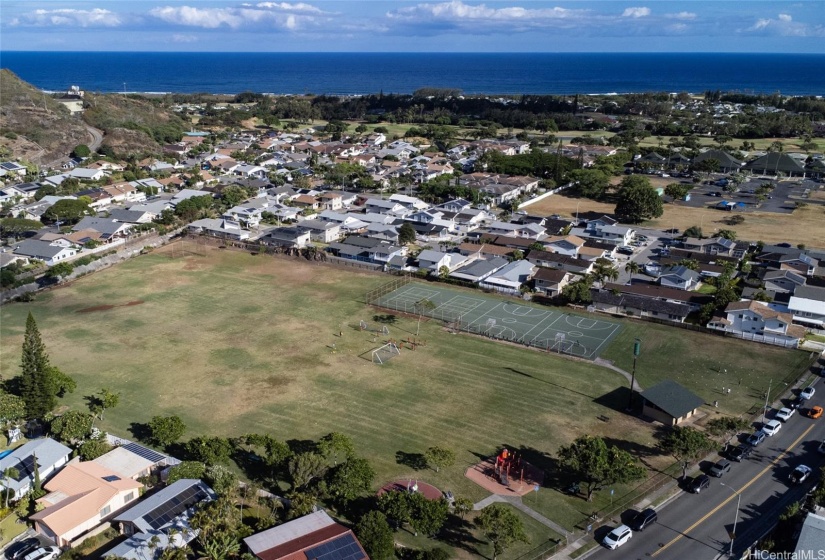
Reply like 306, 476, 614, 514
100, 505, 111, 516
124, 492, 135, 503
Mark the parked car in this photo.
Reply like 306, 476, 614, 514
790, 465, 813, 484
818, 440, 825, 454
807, 406, 823, 419
689, 474, 711, 494
23, 548, 60, 560
710, 460, 732, 478
776, 407, 796, 422
762, 419, 782, 436
629, 508, 658, 532
602, 525, 633, 549
5, 539, 41, 560
728, 444, 752, 462
747, 431, 766, 447
618, 245, 635, 255
790, 396, 805, 410
801, 386, 816, 400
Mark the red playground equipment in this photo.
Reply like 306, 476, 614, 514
494, 448, 525, 487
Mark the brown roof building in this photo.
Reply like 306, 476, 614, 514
244, 511, 368, 560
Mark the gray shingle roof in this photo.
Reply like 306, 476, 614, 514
641, 380, 705, 418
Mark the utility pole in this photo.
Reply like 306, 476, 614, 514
627, 338, 641, 410
762, 378, 772, 424
720, 483, 741, 557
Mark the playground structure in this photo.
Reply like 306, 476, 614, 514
465, 448, 545, 496
494, 448, 524, 487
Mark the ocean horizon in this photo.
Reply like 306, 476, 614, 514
2, 51, 824, 96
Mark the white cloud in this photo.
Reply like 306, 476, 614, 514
667, 23, 688, 33
666, 12, 696, 20
148, 3, 328, 30
172, 33, 198, 42
9, 8, 122, 27
386, 0, 591, 31
745, 13, 824, 37
622, 7, 651, 18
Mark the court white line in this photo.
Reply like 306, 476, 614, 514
520, 313, 554, 342
591, 323, 622, 357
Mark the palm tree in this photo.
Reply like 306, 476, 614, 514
624, 261, 641, 285
3, 467, 19, 508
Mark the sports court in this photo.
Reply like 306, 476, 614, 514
368, 281, 622, 359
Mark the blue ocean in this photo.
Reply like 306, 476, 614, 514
2, 52, 824, 96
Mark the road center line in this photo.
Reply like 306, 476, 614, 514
651, 423, 816, 557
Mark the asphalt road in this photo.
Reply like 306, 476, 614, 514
586, 376, 825, 559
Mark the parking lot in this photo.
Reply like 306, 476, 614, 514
668, 176, 820, 214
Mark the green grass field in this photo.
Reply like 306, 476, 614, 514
0, 243, 810, 551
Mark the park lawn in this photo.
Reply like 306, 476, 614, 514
526, 192, 825, 245
601, 319, 813, 417
0, 244, 670, 533
393, 506, 562, 560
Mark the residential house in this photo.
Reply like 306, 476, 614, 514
438, 198, 472, 213
763, 269, 807, 295
788, 286, 825, 328
0, 439, 72, 502
450, 257, 509, 284
262, 227, 311, 249
533, 268, 573, 298
575, 217, 634, 246
757, 251, 818, 277
319, 192, 344, 211
589, 289, 691, 323
458, 242, 516, 260
31, 460, 143, 547
105, 479, 216, 560
417, 250, 468, 274
744, 153, 807, 177
602, 282, 712, 312
188, 218, 250, 241
0, 161, 28, 178
107, 209, 154, 225
682, 237, 736, 256
527, 250, 594, 275
299, 219, 341, 243
292, 194, 320, 210
544, 235, 586, 257
486, 221, 546, 240
327, 236, 405, 266
68, 168, 106, 182
72, 217, 134, 242
244, 510, 368, 560
318, 210, 368, 233
364, 223, 400, 243
365, 198, 410, 218
477, 233, 534, 252
92, 447, 156, 481
640, 380, 705, 426
707, 300, 806, 347
794, 512, 825, 559
479, 260, 536, 294
13, 239, 77, 265
658, 265, 701, 291
171, 189, 212, 205
389, 193, 430, 211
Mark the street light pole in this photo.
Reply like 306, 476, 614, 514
761, 378, 772, 425
628, 338, 641, 410
720, 483, 741, 556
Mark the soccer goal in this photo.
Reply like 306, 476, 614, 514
372, 342, 401, 365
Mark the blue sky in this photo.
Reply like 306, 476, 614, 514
2, 0, 824, 53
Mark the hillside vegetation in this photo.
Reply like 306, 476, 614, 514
83, 92, 188, 156
0, 69, 90, 164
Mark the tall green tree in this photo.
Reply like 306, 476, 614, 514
409, 494, 450, 537
424, 446, 456, 473
19, 313, 56, 418
624, 261, 641, 284
327, 456, 375, 502
398, 222, 417, 245
557, 435, 646, 501
88, 388, 119, 420
659, 427, 715, 480
147, 415, 187, 447
318, 432, 355, 466
50, 410, 95, 443
3, 467, 19, 508
0, 393, 27, 427
569, 169, 610, 200
614, 175, 664, 223
476, 503, 530, 560
355, 511, 395, 560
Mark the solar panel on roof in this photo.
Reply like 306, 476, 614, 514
11, 456, 37, 481
142, 484, 209, 530
122, 442, 166, 463
305, 534, 365, 560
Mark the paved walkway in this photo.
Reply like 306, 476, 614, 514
473, 494, 570, 537
594, 358, 643, 391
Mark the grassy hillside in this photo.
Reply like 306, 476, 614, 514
83, 93, 188, 156
0, 69, 90, 164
